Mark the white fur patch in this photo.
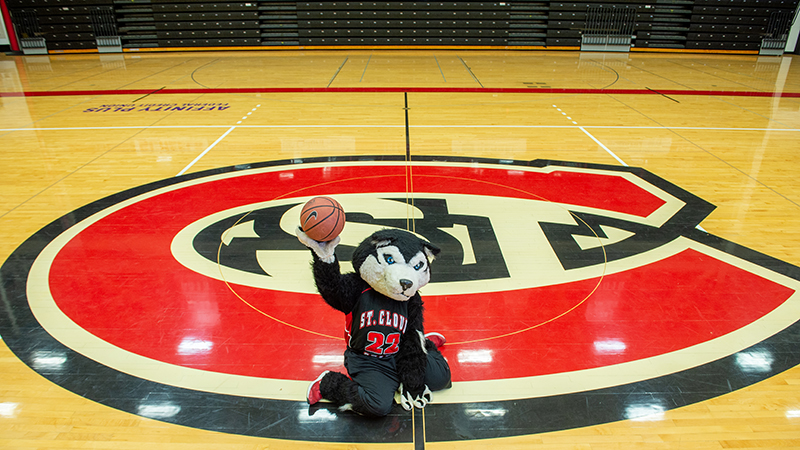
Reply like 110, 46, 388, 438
424, 245, 437, 262
357, 245, 432, 301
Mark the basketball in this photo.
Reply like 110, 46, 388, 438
300, 196, 346, 242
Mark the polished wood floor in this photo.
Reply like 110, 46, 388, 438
2, 49, 800, 449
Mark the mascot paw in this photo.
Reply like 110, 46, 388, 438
398, 384, 432, 410
296, 227, 340, 263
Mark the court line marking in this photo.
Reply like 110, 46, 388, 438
132, 86, 166, 103
360, 54, 371, 82
177, 126, 236, 176
328, 56, 349, 88
176, 103, 263, 175
585, 59, 621, 90
580, 127, 628, 167
551, 101, 707, 231
1, 125, 798, 132
646, 86, 681, 103
550, 103, 629, 171
458, 56, 483, 88
404, 92, 417, 232
434, 55, 446, 82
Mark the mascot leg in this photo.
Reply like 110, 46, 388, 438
344, 351, 401, 417
311, 370, 395, 417
424, 338, 452, 391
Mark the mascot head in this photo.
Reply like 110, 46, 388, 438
351, 229, 440, 301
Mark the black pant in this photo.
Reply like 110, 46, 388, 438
344, 347, 451, 416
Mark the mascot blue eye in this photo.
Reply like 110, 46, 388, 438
383, 254, 395, 265
414, 262, 424, 270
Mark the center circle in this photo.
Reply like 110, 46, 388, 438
216, 172, 609, 346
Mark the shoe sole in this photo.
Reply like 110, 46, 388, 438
424, 332, 446, 347
307, 370, 330, 404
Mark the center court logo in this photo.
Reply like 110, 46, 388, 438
1, 156, 799, 443
177, 194, 510, 293
173, 162, 691, 296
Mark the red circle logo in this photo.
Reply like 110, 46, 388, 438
5, 157, 800, 441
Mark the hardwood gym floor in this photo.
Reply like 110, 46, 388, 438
1, 49, 800, 449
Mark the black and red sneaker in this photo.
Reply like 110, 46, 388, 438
424, 332, 446, 349
307, 371, 329, 405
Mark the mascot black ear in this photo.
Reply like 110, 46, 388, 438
423, 240, 441, 262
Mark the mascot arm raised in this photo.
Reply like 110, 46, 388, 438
396, 294, 432, 410
297, 228, 364, 314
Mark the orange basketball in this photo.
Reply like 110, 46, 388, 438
300, 196, 346, 242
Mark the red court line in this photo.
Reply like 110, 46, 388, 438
1, 87, 799, 98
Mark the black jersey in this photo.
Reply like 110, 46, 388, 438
345, 288, 409, 358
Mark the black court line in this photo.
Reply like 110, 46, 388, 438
666, 59, 771, 93
587, 60, 621, 89
328, 57, 349, 88
628, 61, 696, 92
646, 87, 681, 103
190, 59, 221, 89
415, 408, 425, 450
404, 92, 417, 232
132, 86, 166, 103
404, 92, 411, 160
599, 93, 800, 212
458, 56, 484, 88
117, 58, 200, 91
434, 56, 446, 82
360, 54, 372, 82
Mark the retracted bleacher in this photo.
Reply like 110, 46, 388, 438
5, 0, 798, 53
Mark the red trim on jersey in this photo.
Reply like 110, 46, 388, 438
344, 312, 353, 348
